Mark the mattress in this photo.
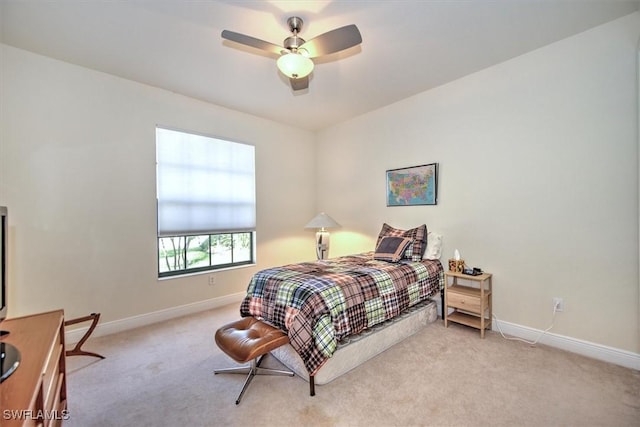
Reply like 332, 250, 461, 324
271, 298, 438, 385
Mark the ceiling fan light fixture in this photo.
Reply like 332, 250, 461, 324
222, 16, 361, 90
277, 52, 314, 79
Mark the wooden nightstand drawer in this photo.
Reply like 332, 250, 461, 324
447, 287, 481, 312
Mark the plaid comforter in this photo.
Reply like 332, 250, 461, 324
240, 252, 443, 375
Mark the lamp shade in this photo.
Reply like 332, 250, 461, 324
277, 53, 314, 79
305, 212, 340, 229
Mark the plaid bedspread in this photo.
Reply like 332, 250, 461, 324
240, 252, 444, 375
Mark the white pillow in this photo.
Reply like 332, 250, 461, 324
423, 231, 442, 260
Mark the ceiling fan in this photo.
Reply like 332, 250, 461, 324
221, 17, 362, 91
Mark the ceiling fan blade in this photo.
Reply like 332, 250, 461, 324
299, 25, 362, 58
290, 76, 309, 91
221, 30, 284, 55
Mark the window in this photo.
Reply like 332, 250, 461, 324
156, 127, 255, 277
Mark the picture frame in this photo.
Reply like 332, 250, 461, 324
386, 163, 438, 206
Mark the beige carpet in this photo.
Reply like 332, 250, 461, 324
65, 303, 639, 427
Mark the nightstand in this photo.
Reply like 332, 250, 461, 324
444, 271, 492, 338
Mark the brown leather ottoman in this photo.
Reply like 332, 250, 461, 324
214, 317, 294, 404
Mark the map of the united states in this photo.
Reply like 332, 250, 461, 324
387, 165, 436, 205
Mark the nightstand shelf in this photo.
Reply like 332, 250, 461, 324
444, 271, 492, 338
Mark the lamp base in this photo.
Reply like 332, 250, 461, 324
316, 230, 330, 260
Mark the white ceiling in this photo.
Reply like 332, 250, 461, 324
1, 0, 638, 131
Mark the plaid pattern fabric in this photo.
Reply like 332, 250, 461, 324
376, 223, 428, 261
240, 252, 444, 375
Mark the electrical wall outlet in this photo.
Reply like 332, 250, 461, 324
553, 297, 564, 312
208, 275, 216, 286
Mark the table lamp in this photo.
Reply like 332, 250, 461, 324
305, 212, 340, 260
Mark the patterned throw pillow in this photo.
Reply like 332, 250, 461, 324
376, 223, 428, 261
373, 236, 414, 262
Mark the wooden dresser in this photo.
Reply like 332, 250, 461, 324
1, 310, 68, 427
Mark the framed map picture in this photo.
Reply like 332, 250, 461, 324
386, 163, 438, 206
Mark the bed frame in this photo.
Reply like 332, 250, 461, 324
271, 297, 440, 396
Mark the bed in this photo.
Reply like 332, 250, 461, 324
239, 224, 444, 395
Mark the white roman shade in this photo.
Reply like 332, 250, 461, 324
156, 127, 256, 237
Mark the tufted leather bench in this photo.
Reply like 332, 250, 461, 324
214, 317, 294, 404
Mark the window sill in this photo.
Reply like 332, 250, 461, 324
158, 262, 257, 281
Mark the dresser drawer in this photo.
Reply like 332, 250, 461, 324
447, 288, 482, 313
42, 333, 63, 415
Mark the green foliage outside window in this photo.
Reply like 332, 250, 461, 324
158, 232, 253, 277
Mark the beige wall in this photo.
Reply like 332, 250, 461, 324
0, 44, 317, 323
316, 13, 640, 353
1, 12, 639, 357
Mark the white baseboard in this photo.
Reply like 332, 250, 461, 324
65, 292, 246, 345
493, 318, 640, 371
66, 295, 639, 372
